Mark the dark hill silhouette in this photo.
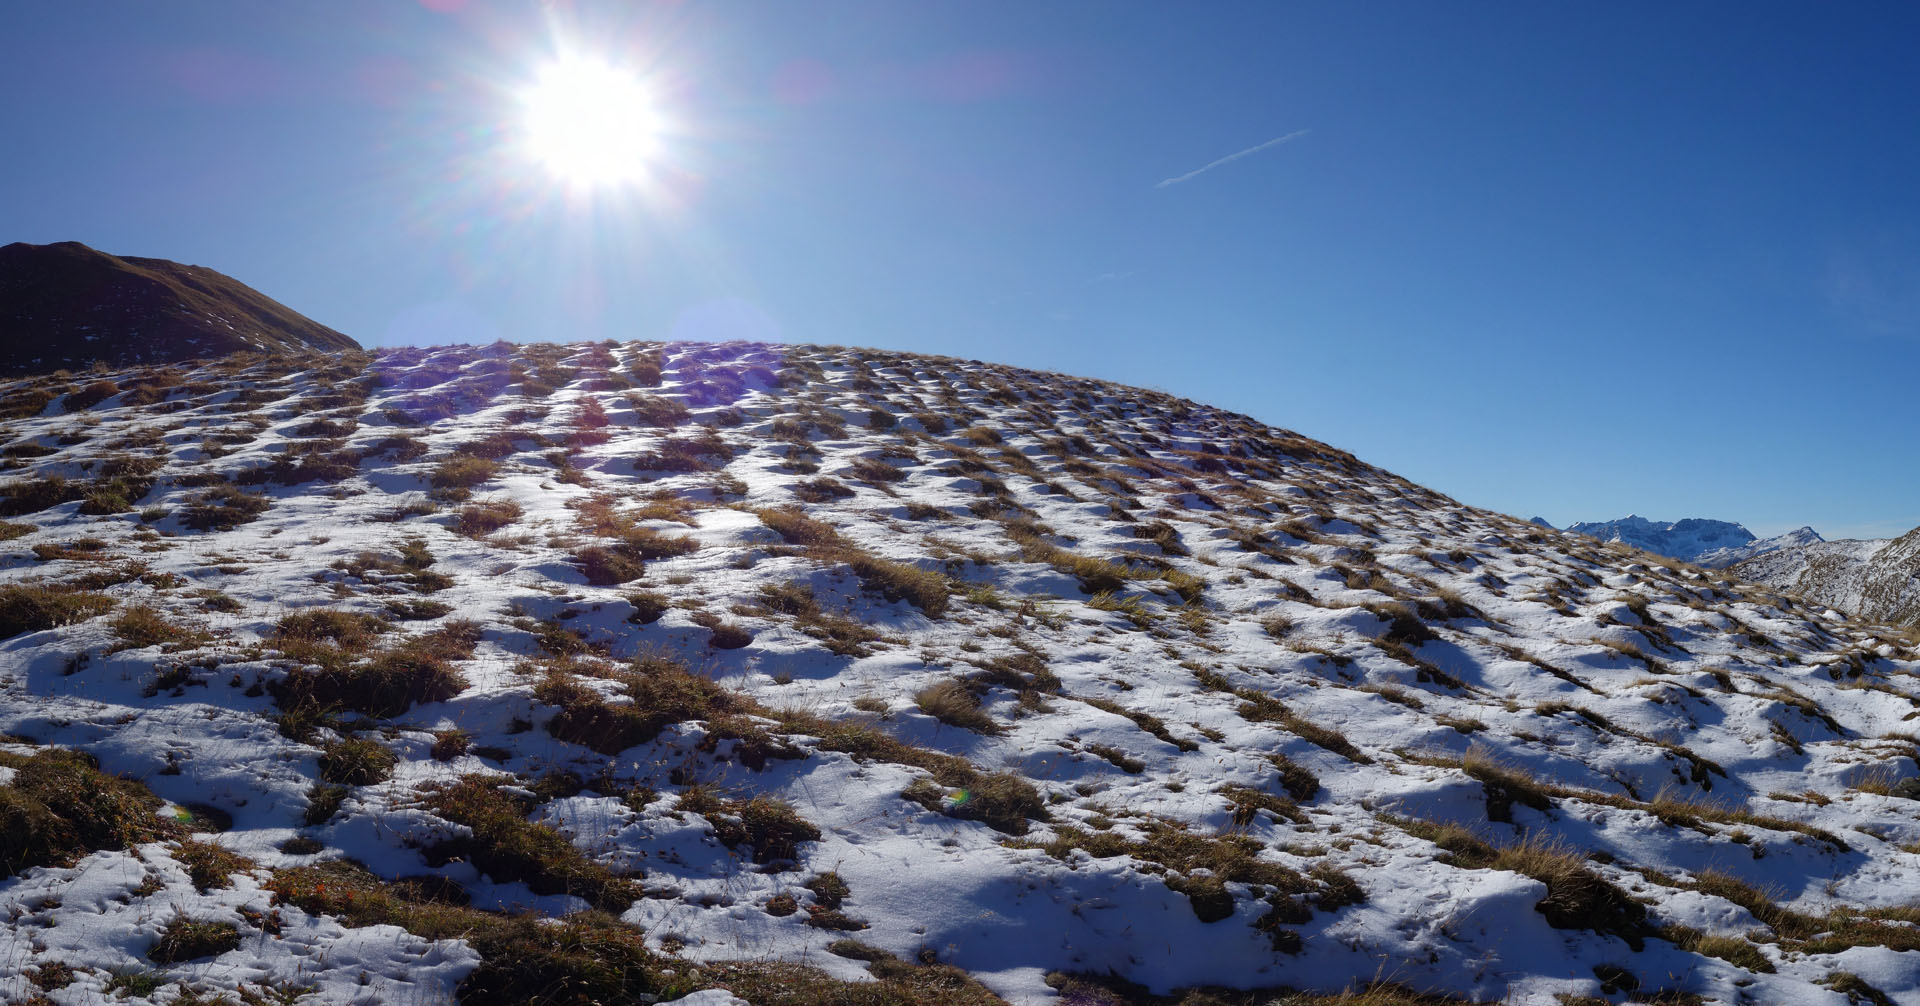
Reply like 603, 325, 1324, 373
0, 240, 357, 376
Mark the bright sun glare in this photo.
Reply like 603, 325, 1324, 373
520, 57, 660, 188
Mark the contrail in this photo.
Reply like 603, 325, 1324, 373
1156, 129, 1310, 188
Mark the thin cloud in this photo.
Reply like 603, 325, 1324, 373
1823, 244, 1920, 340
1156, 129, 1309, 189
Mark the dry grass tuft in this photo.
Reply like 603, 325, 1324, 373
755, 508, 949, 616
421, 775, 642, 913
1394, 818, 1649, 948
273, 620, 477, 722
914, 679, 1003, 735
0, 749, 179, 880
1658, 923, 1774, 973
431, 455, 499, 490
693, 793, 822, 865
1234, 690, 1371, 764
454, 498, 523, 538
318, 737, 397, 786
1459, 746, 1555, 822
171, 839, 257, 893
148, 915, 241, 964
108, 604, 207, 651
0, 583, 115, 639
537, 654, 747, 755
181, 485, 271, 531
755, 582, 881, 656
1019, 819, 1356, 927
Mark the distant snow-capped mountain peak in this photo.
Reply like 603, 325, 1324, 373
1563, 515, 1758, 564
1697, 525, 1827, 568
1559, 515, 1832, 568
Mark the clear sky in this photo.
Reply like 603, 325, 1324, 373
5, 2, 1918, 540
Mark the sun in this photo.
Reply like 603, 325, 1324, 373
519, 56, 660, 188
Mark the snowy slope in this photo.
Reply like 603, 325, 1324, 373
1736, 528, 1920, 628
2, 342, 1920, 1006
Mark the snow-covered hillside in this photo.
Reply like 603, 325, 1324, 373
3, 342, 1920, 1006
1736, 528, 1920, 630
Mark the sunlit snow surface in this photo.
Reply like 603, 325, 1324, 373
1, 341, 1918, 1005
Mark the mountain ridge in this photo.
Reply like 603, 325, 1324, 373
0, 240, 357, 377
1734, 526, 1920, 628
1696, 525, 1827, 568
1561, 515, 1756, 564
1557, 515, 1834, 569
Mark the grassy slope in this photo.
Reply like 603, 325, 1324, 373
0, 240, 356, 376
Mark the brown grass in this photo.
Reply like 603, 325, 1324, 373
148, 915, 241, 964
0, 476, 85, 517
431, 455, 499, 489
698, 793, 823, 865
63, 379, 120, 412
755, 508, 949, 616
1268, 753, 1322, 802
273, 608, 390, 665
422, 775, 642, 913
0, 748, 179, 880
1234, 690, 1372, 763
568, 497, 701, 584
1017, 819, 1351, 925
901, 770, 1049, 836
318, 737, 397, 786
1458, 746, 1555, 822
1078, 695, 1199, 752
273, 621, 477, 721
1411, 749, 1845, 850
757, 507, 846, 547
1220, 783, 1304, 824
269, 857, 1007, 1006
842, 550, 950, 616
627, 392, 690, 427
171, 839, 257, 893
914, 679, 1003, 734
0, 584, 115, 639
1658, 923, 1774, 973
537, 655, 747, 755
1394, 818, 1649, 948
574, 545, 647, 586
108, 604, 206, 651
454, 498, 523, 538
181, 485, 271, 531
756, 582, 882, 657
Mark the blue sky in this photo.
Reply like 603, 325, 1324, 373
5, 2, 1919, 540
